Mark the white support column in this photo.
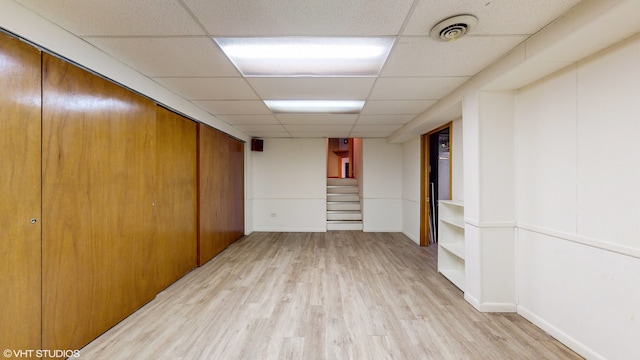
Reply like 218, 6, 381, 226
462, 90, 517, 312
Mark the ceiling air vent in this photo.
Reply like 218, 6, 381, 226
430, 14, 478, 42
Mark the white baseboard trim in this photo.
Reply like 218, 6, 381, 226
363, 228, 402, 232
402, 231, 419, 244
517, 305, 604, 360
464, 294, 517, 312
478, 302, 517, 313
464, 293, 480, 309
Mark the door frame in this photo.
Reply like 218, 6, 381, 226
420, 122, 452, 247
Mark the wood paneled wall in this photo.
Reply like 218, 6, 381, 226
197, 124, 245, 265
229, 136, 245, 242
0, 32, 242, 354
0, 32, 42, 356
155, 106, 198, 289
42, 53, 159, 350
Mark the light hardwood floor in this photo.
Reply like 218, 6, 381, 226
78, 232, 581, 359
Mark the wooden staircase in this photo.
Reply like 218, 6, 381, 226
326, 178, 363, 230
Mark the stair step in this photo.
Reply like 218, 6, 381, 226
327, 210, 362, 221
327, 193, 359, 202
327, 220, 363, 231
327, 201, 360, 211
327, 178, 358, 186
326, 178, 361, 231
327, 185, 358, 194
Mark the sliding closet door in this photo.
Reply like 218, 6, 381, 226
155, 106, 197, 289
42, 54, 157, 351
197, 123, 228, 265
197, 124, 244, 265
228, 136, 245, 243
0, 33, 42, 354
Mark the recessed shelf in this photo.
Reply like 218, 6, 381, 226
439, 268, 465, 290
440, 242, 465, 260
439, 200, 464, 207
438, 201, 465, 291
440, 217, 465, 229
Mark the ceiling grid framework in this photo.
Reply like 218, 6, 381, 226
14, 0, 582, 139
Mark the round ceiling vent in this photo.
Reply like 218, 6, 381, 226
430, 14, 478, 42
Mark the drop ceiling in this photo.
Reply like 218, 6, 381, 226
14, 0, 582, 139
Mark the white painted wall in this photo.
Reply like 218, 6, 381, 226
462, 90, 517, 312
362, 139, 403, 232
515, 34, 640, 360
354, 138, 363, 194
252, 138, 326, 232
479, 91, 516, 225
462, 94, 480, 225
402, 137, 420, 243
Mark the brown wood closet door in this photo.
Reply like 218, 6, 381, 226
229, 137, 245, 243
155, 106, 197, 289
42, 54, 157, 351
0, 33, 42, 355
197, 124, 228, 265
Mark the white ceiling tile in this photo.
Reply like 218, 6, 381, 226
289, 132, 351, 138
403, 0, 582, 36
370, 77, 469, 100
381, 36, 528, 77
350, 125, 402, 138
284, 125, 353, 133
183, 0, 415, 36
83, 37, 240, 77
16, 0, 204, 36
216, 115, 279, 125
352, 124, 402, 132
233, 124, 287, 132
349, 131, 395, 138
153, 77, 258, 100
194, 100, 271, 115
248, 78, 375, 100
276, 114, 357, 125
356, 115, 416, 125
14, 0, 588, 140
244, 131, 291, 138
361, 100, 437, 115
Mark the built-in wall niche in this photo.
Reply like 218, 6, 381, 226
437, 200, 465, 291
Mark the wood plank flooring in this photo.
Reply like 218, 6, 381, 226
77, 232, 581, 359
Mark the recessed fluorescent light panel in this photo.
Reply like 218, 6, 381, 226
214, 37, 394, 77
264, 100, 365, 114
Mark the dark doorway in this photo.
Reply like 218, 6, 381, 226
429, 128, 450, 240
420, 123, 452, 247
